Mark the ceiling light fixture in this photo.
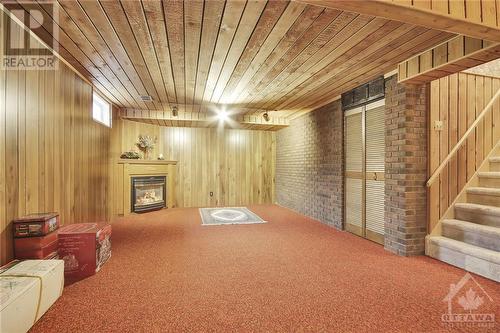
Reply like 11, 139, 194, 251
172, 105, 178, 117
263, 112, 270, 122
217, 109, 229, 122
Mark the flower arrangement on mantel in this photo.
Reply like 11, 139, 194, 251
136, 135, 157, 160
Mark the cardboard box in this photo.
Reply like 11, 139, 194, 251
14, 231, 58, 260
58, 223, 111, 284
0, 260, 64, 333
13, 213, 60, 238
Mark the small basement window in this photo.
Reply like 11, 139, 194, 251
92, 92, 111, 127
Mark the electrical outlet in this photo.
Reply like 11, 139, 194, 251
434, 120, 443, 131
210, 192, 213, 197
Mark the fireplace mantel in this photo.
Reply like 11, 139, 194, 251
112, 159, 177, 216
117, 159, 177, 165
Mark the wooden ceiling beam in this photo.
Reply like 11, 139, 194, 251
293, 0, 500, 42
120, 108, 289, 131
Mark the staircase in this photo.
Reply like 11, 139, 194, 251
426, 153, 500, 282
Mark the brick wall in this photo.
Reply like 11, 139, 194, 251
276, 101, 344, 229
384, 75, 428, 256
276, 78, 428, 256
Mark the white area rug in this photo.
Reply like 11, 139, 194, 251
199, 207, 266, 225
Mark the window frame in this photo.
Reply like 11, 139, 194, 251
92, 91, 112, 128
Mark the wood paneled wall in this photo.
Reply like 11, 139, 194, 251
112, 119, 275, 208
0, 12, 112, 264
398, 36, 500, 84
429, 72, 500, 230
389, 0, 500, 28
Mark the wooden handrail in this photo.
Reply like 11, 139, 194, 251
426, 87, 500, 187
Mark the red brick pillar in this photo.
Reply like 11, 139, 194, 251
384, 75, 428, 256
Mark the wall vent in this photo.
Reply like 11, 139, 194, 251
140, 95, 153, 102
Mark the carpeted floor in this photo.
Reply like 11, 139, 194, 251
31, 205, 499, 332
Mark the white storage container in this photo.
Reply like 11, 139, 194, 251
0, 260, 64, 333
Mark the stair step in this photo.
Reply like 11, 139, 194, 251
467, 187, 500, 207
489, 156, 500, 171
455, 203, 500, 227
442, 219, 500, 251
426, 236, 500, 282
478, 172, 500, 187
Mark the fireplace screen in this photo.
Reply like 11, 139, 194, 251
131, 176, 166, 213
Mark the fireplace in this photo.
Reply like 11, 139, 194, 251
131, 176, 166, 213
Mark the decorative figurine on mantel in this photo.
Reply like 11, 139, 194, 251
158, 154, 165, 160
136, 135, 157, 160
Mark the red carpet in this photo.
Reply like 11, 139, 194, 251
31, 205, 499, 332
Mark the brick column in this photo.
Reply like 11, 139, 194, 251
384, 75, 428, 256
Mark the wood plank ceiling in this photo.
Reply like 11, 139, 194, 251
3, 0, 454, 120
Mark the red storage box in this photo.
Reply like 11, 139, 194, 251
14, 231, 58, 259
58, 223, 111, 284
13, 213, 59, 238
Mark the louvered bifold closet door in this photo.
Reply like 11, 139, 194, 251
365, 100, 385, 244
344, 108, 363, 237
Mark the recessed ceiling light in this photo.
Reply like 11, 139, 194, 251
217, 110, 229, 122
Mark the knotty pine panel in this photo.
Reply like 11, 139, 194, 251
113, 119, 275, 209
398, 35, 500, 85
429, 72, 500, 230
0, 12, 112, 264
408, 0, 500, 28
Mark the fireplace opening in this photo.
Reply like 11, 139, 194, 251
131, 176, 166, 213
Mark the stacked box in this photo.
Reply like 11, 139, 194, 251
0, 260, 64, 333
13, 213, 60, 260
13, 213, 59, 238
14, 231, 58, 259
58, 223, 112, 284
